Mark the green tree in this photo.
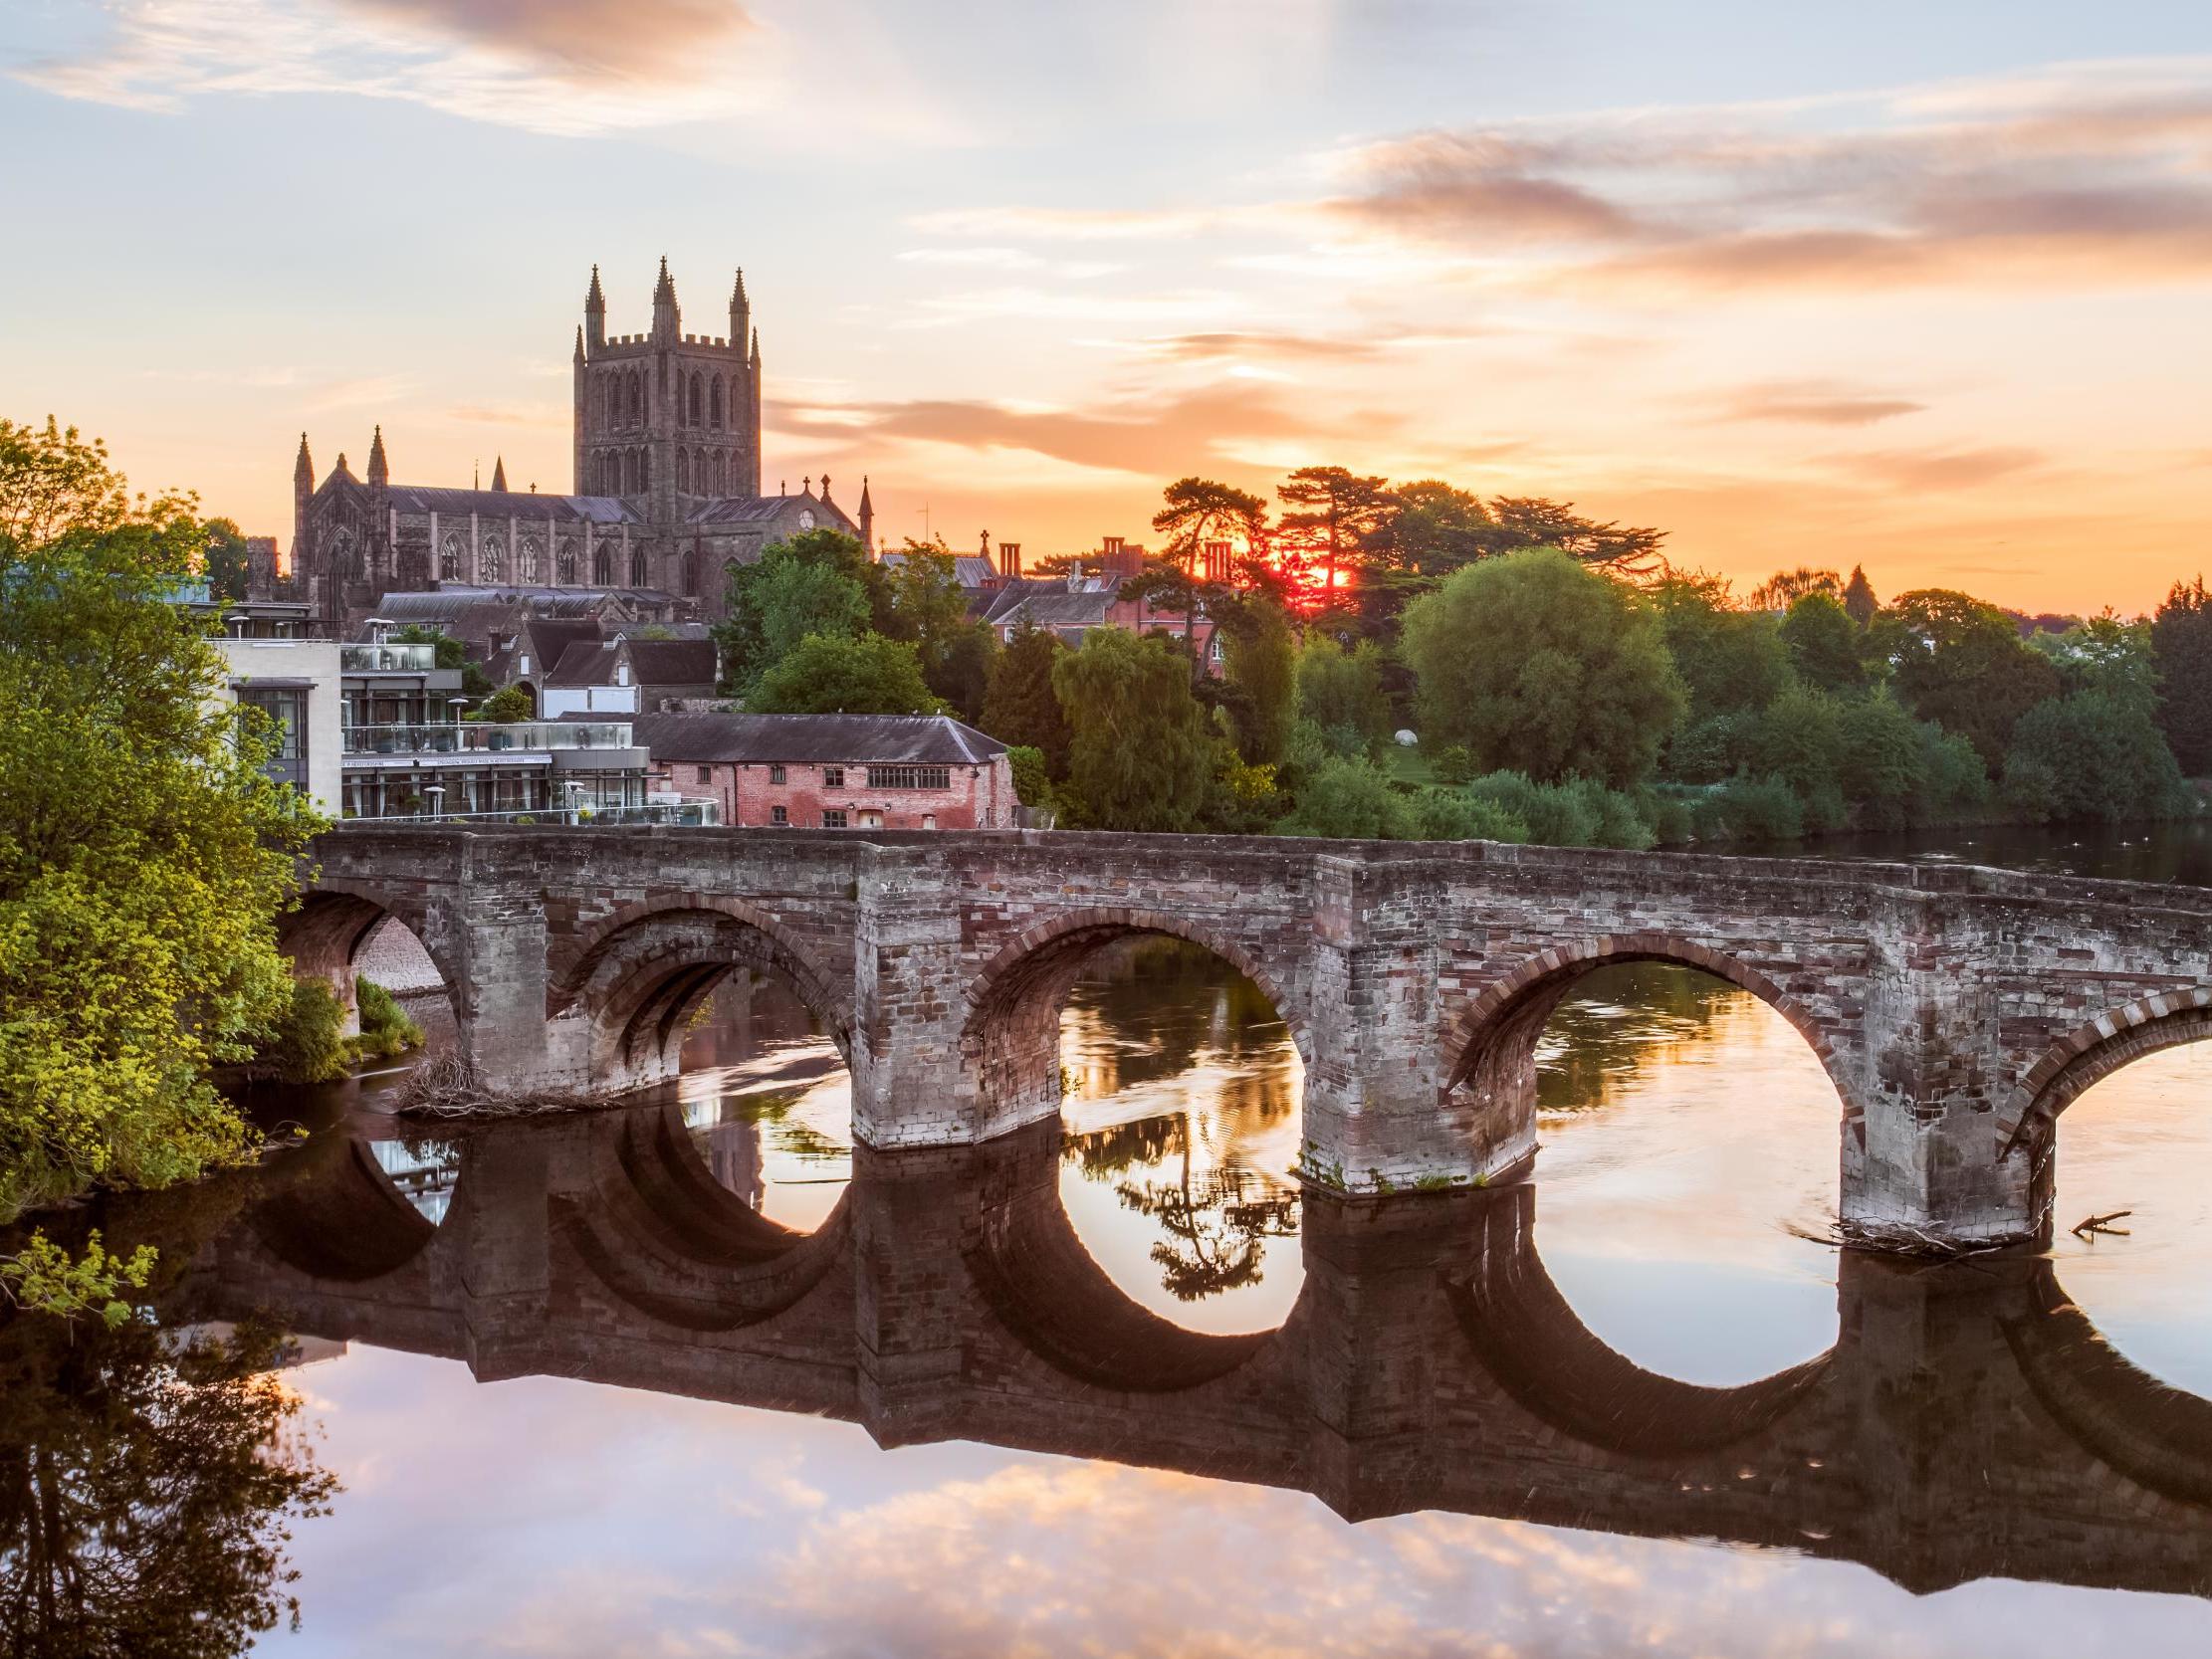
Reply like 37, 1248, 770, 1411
1400, 548, 1685, 789
472, 684, 534, 724
391, 624, 491, 700
880, 542, 995, 718
1276, 467, 1393, 611
981, 620, 1072, 777
202, 517, 251, 602
1650, 573, 1789, 720
1273, 756, 1414, 839
0, 418, 324, 1219
756, 551, 869, 670
1779, 591, 1868, 695
1217, 597, 1297, 765
716, 527, 882, 694
1842, 564, 1878, 627
1482, 498, 1667, 577
747, 632, 942, 716
1292, 636, 1393, 755
1886, 588, 2063, 769
1751, 684, 1848, 830
2002, 693, 2187, 823
1748, 567, 1841, 612
1835, 691, 1928, 831
2153, 577, 2212, 774
2033, 611, 2160, 716
1051, 630, 1217, 831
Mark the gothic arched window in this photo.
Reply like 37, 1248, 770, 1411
710, 376, 723, 430
676, 448, 690, 494
630, 547, 649, 587
331, 527, 357, 578
592, 545, 611, 585
440, 532, 463, 581
683, 549, 701, 596
557, 541, 577, 584
628, 373, 642, 425
640, 448, 651, 490
519, 536, 542, 583
688, 373, 702, 426
479, 533, 505, 584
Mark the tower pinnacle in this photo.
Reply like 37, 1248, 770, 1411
366, 424, 388, 487
490, 456, 509, 493
583, 263, 606, 349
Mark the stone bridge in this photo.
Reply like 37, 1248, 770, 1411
173, 1111, 2212, 1600
290, 823, 2212, 1250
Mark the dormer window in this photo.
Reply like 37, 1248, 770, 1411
615, 662, 630, 687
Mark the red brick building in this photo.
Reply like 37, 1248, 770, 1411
629, 712, 1017, 830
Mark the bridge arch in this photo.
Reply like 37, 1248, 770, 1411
2001, 989, 2212, 1238
1443, 933, 1854, 1174
960, 907, 1311, 1132
554, 898, 853, 1095
247, 1133, 457, 1282
277, 882, 460, 1039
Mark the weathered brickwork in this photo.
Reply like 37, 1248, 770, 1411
294, 825, 2212, 1251
180, 1111, 2212, 1600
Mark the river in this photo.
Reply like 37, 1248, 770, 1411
5, 824, 2211, 1655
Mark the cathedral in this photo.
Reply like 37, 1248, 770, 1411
279, 259, 871, 636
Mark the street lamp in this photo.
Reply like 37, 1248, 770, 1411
424, 784, 445, 822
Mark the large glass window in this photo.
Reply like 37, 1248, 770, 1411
237, 687, 307, 790
865, 764, 951, 790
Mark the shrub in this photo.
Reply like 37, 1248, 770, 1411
1688, 774, 1805, 843
1835, 692, 1927, 831
2002, 692, 2189, 823
1432, 743, 1474, 786
1638, 786, 1697, 846
1916, 723, 1993, 823
1462, 770, 1655, 849
1751, 685, 1848, 832
471, 684, 535, 724
1273, 756, 1413, 839
1410, 789, 1529, 843
258, 979, 350, 1084
355, 977, 424, 1061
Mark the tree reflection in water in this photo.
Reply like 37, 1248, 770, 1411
0, 1306, 338, 1657
1057, 937, 1304, 1318
1535, 961, 1738, 1115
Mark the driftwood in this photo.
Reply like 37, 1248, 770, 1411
2071, 1209, 2134, 1239
389, 1052, 601, 1119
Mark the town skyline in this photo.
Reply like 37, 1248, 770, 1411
6, 1, 2212, 612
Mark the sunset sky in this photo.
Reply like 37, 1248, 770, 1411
4, 1, 2210, 612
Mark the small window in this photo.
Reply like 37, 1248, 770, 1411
922, 814, 937, 830
821, 765, 844, 787
771, 805, 787, 825
695, 765, 712, 784
821, 809, 848, 829
769, 764, 786, 784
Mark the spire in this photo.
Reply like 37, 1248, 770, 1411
294, 431, 314, 488
731, 267, 748, 309
366, 424, 388, 487
651, 255, 680, 339
491, 456, 509, 493
729, 267, 751, 350
858, 476, 874, 554
573, 323, 585, 363
750, 325, 761, 367
583, 263, 605, 348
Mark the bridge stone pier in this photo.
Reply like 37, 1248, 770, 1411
293, 824, 2212, 1252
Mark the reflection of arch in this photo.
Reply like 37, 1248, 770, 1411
249, 1136, 444, 1281
2005, 1260, 2212, 1509
964, 1125, 1277, 1392
1449, 1187, 1832, 1457
558, 1107, 847, 1331
1446, 934, 1849, 1112
554, 899, 852, 1082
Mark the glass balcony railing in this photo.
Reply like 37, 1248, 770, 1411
349, 802, 721, 827
340, 643, 439, 673
340, 722, 633, 756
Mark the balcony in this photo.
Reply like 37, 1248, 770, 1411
340, 722, 633, 757
350, 801, 722, 827
340, 643, 439, 673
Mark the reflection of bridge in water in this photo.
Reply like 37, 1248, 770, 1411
182, 1110, 2212, 1599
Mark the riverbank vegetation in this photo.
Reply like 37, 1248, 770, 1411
981, 469, 2203, 849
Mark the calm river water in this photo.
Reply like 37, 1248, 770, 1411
7, 824, 2212, 1656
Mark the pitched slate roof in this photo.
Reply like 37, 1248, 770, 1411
687, 492, 859, 535
381, 484, 643, 523
547, 636, 718, 688
620, 712, 1007, 765
880, 551, 1000, 589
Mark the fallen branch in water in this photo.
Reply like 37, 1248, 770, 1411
388, 1052, 603, 1119
2072, 1209, 2133, 1239
1827, 1218, 2009, 1260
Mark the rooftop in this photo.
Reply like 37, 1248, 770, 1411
618, 712, 1008, 765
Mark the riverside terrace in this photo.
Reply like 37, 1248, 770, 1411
285, 823, 2212, 1253
173, 1110, 2212, 1599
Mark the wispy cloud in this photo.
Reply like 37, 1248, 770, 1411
1821, 445, 2047, 491
1716, 379, 1928, 427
